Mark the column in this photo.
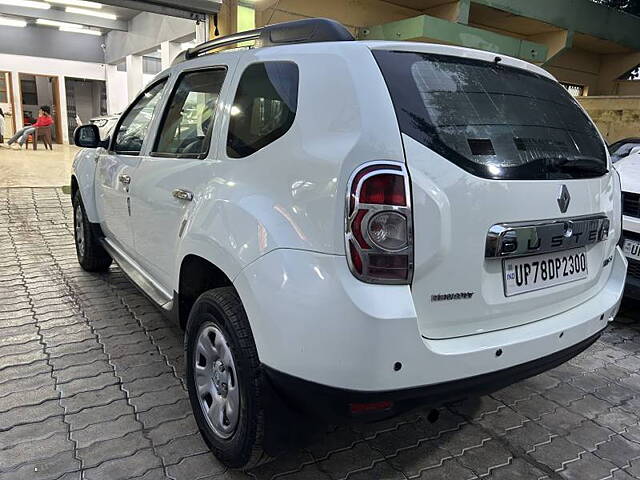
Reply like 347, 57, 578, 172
10, 70, 22, 131
126, 54, 143, 102
106, 64, 128, 114
160, 41, 182, 71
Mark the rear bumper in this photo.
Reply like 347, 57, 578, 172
264, 329, 603, 421
234, 246, 625, 392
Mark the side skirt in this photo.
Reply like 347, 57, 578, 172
100, 238, 179, 324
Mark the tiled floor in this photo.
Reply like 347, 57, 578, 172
1, 187, 640, 479
0, 144, 79, 188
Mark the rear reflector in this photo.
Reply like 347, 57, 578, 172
349, 400, 393, 414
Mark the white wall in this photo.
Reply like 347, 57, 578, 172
0, 53, 106, 143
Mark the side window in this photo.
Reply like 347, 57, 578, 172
227, 62, 299, 158
153, 68, 226, 158
113, 80, 166, 155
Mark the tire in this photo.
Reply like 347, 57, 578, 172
72, 190, 112, 272
185, 287, 268, 470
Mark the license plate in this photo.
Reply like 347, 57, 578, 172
503, 247, 588, 296
623, 238, 640, 261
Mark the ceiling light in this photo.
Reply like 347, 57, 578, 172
46, 0, 102, 8
0, 16, 27, 26
0, 0, 50, 9
65, 6, 117, 19
59, 26, 101, 35
37, 18, 83, 28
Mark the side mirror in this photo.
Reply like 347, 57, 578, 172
74, 124, 103, 148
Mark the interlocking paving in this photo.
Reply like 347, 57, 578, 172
1, 187, 640, 480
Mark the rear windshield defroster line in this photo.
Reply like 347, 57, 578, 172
373, 50, 608, 181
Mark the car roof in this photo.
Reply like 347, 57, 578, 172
162, 39, 555, 85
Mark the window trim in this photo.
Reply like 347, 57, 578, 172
110, 77, 169, 156
150, 66, 227, 161
225, 60, 299, 159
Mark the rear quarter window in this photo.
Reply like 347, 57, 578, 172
373, 50, 607, 180
226, 62, 299, 158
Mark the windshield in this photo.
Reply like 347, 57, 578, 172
609, 139, 640, 163
373, 50, 608, 180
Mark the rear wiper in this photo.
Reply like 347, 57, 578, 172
536, 155, 608, 175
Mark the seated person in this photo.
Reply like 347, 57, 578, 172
8, 106, 53, 149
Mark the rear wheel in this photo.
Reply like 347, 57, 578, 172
185, 287, 268, 469
72, 190, 112, 272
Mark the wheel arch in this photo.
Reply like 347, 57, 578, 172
177, 254, 236, 329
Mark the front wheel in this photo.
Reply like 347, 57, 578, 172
185, 287, 268, 469
72, 190, 112, 272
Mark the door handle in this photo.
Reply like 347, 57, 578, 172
172, 189, 194, 201
118, 174, 131, 185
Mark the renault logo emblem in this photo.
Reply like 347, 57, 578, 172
557, 185, 571, 213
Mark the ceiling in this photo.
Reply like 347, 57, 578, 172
0, 0, 219, 36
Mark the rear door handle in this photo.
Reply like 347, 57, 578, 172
118, 174, 131, 185
172, 189, 194, 201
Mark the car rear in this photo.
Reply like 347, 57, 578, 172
236, 42, 627, 421
346, 44, 624, 339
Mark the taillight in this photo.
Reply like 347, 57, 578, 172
345, 161, 413, 284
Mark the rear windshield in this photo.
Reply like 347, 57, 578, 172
373, 50, 608, 180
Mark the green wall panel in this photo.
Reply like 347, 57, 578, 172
362, 14, 548, 62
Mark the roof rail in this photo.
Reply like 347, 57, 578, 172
172, 18, 354, 65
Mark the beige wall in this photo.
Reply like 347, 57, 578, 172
578, 96, 640, 143
613, 80, 640, 96
254, 0, 421, 32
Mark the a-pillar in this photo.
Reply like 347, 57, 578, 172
126, 54, 144, 102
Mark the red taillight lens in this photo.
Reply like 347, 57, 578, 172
349, 164, 401, 215
346, 162, 413, 285
360, 174, 406, 206
351, 209, 370, 250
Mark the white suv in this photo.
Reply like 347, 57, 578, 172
612, 142, 640, 297
71, 18, 627, 469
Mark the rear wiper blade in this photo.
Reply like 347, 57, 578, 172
539, 156, 608, 174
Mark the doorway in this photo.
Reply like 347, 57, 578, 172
18, 73, 63, 144
65, 78, 107, 141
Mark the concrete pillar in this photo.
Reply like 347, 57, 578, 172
11, 70, 22, 131
56, 75, 70, 144
216, 0, 238, 37
126, 54, 143, 103
160, 41, 181, 71
106, 64, 128, 115
195, 21, 207, 44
